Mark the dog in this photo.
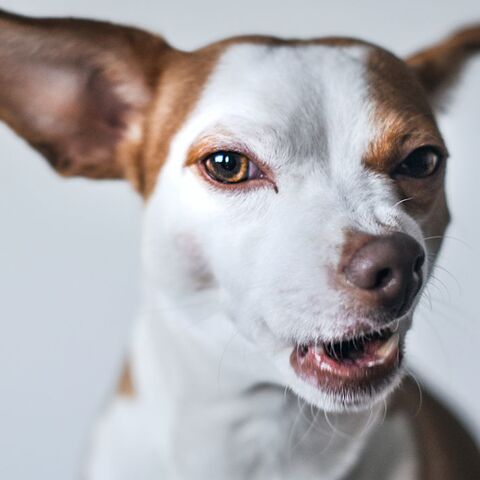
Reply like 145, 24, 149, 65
1, 8, 479, 480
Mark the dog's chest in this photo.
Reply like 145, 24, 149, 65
169, 397, 365, 480
87, 391, 418, 480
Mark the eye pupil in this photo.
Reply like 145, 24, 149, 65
214, 153, 237, 172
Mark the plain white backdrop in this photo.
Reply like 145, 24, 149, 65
0, 1, 479, 479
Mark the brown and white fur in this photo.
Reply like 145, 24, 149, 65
1, 9, 479, 480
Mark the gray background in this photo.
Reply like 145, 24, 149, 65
0, 1, 479, 479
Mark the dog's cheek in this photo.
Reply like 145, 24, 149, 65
174, 233, 216, 291
417, 191, 450, 264
386, 188, 449, 278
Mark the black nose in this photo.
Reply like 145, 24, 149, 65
344, 232, 425, 317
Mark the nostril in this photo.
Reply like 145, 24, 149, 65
374, 267, 393, 289
414, 252, 425, 274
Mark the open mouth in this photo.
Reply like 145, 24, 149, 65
290, 327, 402, 393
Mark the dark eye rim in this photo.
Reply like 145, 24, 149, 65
392, 145, 447, 179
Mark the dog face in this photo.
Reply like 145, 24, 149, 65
143, 40, 448, 410
1, 12, 476, 411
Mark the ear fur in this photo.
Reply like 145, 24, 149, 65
406, 25, 480, 109
0, 10, 172, 182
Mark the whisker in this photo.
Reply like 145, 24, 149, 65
431, 263, 462, 296
287, 397, 309, 458
423, 235, 472, 250
392, 196, 414, 209
404, 368, 424, 418
323, 411, 356, 439
428, 274, 451, 303
290, 405, 321, 452
420, 284, 434, 311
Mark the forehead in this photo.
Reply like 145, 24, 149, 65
204, 43, 371, 116
181, 40, 439, 170
188, 43, 372, 162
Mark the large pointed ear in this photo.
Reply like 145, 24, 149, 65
0, 10, 172, 183
406, 25, 480, 109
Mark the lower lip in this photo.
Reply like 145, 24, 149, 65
290, 333, 402, 393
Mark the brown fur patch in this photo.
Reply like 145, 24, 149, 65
407, 25, 480, 104
365, 48, 445, 172
392, 377, 480, 479
138, 47, 223, 196
364, 47, 450, 241
117, 362, 135, 397
0, 10, 169, 181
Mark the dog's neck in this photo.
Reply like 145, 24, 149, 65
133, 285, 384, 480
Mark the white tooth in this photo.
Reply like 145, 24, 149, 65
376, 333, 400, 360
313, 344, 325, 361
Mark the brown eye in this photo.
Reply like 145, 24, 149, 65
394, 147, 443, 179
203, 151, 258, 184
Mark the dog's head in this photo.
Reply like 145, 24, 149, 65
2, 11, 478, 410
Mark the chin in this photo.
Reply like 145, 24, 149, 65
290, 366, 406, 413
